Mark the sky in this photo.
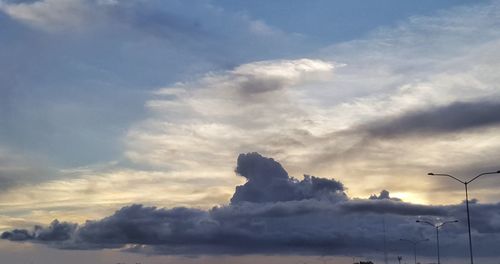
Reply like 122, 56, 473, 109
1, 0, 500, 263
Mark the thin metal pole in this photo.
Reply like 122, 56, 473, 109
413, 243, 417, 264
436, 227, 440, 264
401, 239, 427, 264
383, 216, 388, 264
429, 171, 500, 264
465, 183, 474, 264
416, 220, 456, 264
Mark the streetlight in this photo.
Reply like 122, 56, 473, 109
400, 238, 429, 264
428, 170, 500, 264
416, 219, 458, 264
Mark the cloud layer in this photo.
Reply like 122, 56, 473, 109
4, 153, 500, 258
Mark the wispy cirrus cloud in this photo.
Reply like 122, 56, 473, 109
123, 0, 500, 203
0, 0, 308, 170
0, 147, 58, 190
0, 0, 108, 31
125, 58, 336, 170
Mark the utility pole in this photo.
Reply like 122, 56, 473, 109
416, 219, 458, 264
429, 170, 500, 264
400, 238, 429, 264
383, 216, 388, 264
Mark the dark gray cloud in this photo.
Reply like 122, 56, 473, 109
1, 220, 76, 243
35, 220, 77, 242
76, 205, 210, 248
369, 190, 401, 201
452, 202, 500, 234
1, 229, 33, 241
363, 100, 500, 138
231, 152, 346, 203
3, 153, 500, 257
341, 199, 447, 216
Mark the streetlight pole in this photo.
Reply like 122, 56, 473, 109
416, 219, 458, 264
428, 170, 500, 264
400, 238, 429, 264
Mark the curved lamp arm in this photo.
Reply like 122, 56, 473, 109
416, 220, 435, 228
428, 173, 465, 184
437, 220, 459, 228
468, 171, 500, 184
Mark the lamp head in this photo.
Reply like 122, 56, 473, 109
496, 170, 500, 173
416, 220, 420, 223
428, 172, 434, 175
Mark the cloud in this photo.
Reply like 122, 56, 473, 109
0, 147, 59, 190
2, 1, 500, 260
369, 190, 401, 201
230, 59, 334, 94
125, 58, 336, 171
0, 0, 310, 174
4, 152, 500, 257
36, 220, 77, 242
231, 152, 345, 203
0, 0, 301, 50
0, 0, 96, 31
360, 100, 500, 138
119, 1, 500, 208
77, 205, 208, 247
341, 199, 446, 216
1, 229, 33, 241
0, 218, 78, 243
